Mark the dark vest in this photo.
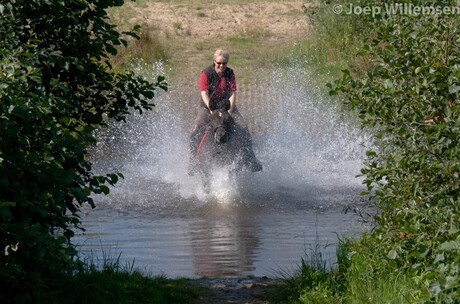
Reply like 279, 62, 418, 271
201, 65, 234, 111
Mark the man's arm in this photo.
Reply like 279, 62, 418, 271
228, 91, 236, 113
200, 90, 211, 112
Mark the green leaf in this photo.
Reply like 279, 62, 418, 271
388, 249, 398, 259
439, 241, 460, 251
448, 85, 460, 94
99, 185, 110, 195
0, 0, 166, 293
366, 150, 377, 157
433, 253, 445, 264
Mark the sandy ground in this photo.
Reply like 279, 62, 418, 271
114, 0, 311, 75
124, 1, 309, 41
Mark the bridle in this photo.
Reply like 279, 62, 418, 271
212, 110, 231, 144
196, 110, 231, 156
213, 123, 229, 144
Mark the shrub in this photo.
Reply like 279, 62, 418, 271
329, 0, 460, 301
0, 0, 166, 301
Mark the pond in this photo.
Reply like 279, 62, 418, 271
76, 181, 365, 278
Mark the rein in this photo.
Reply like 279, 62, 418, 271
195, 123, 229, 156
196, 129, 209, 156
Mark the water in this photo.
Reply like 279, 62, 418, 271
76, 60, 370, 278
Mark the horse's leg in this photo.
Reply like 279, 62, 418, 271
234, 125, 262, 172
188, 109, 210, 176
202, 175, 211, 194
188, 131, 201, 176
198, 167, 211, 194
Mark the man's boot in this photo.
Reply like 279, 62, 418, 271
187, 128, 201, 176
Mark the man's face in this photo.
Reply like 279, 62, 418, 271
214, 56, 228, 74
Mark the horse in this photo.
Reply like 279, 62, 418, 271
192, 108, 261, 192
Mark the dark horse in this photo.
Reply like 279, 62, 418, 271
192, 108, 262, 192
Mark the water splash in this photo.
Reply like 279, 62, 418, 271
89, 59, 368, 214
239, 65, 368, 208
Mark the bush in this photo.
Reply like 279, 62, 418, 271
329, 0, 460, 301
0, 0, 166, 302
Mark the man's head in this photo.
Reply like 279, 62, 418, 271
213, 49, 229, 75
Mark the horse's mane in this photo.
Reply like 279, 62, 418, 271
210, 109, 235, 129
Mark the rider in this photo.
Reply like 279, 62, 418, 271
188, 49, 262, 175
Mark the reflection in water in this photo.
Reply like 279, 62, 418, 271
189, 205, 259, 277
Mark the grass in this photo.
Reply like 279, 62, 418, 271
108, 0, 364, 92
344, 254, 426, 304
269, 238, 428, 304
134, 0, 291, 4
109, 27, 170, 72
26, 252, 209, 304
55, 272, 202, 304
273, 1, 369, 89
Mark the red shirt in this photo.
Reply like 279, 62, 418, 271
199, 70, 236, 99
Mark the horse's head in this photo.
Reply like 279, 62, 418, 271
210, 109, 234, 144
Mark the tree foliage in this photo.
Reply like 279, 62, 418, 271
0, 0, 166, 301
329, 0, 460, 301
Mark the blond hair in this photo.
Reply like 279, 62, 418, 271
213, 49, 229, 62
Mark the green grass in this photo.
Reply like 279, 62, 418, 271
269, 238, 429, 304
226, 36, 253, 45
110, 28, 170, 72
344, 253, 426, 304
134, 0, 288, 4
271, 1, 370, 88
52, 271, 204, 304
12, 253, 209, 304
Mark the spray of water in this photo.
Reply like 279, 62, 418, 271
89, 59, 368, 214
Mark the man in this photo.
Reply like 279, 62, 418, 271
188, 49, 262, 175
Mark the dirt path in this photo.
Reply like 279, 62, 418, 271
192, 277, 285, 304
